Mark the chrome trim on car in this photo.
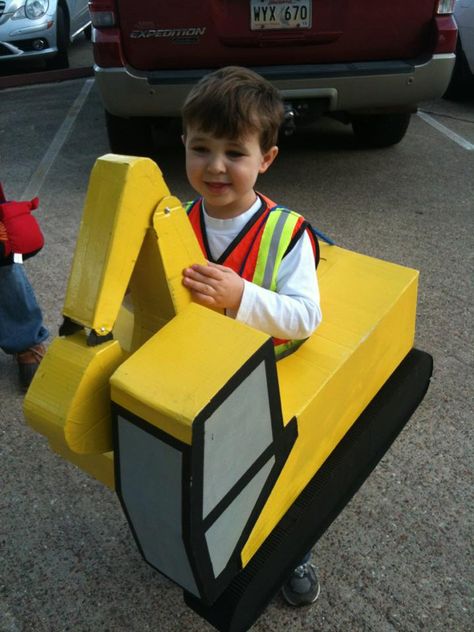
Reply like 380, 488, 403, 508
9, 20, 51, 35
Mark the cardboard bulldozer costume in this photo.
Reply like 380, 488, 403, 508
24, 155, 432, 632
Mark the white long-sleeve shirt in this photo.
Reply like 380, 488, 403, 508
202, 198, 322, 340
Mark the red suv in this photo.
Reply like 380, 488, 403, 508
89, 0, 458, 153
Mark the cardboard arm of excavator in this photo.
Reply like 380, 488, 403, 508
24, 154, 210, 475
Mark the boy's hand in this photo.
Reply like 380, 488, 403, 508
183, 262, 244, 311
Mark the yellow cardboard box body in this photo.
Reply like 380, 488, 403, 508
24, 155, 418, 590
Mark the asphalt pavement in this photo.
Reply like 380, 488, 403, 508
0, 56, 473, 632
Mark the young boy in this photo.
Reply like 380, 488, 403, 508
181, 66, 322, 606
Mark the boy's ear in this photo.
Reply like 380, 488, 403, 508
259, 146, 279, 174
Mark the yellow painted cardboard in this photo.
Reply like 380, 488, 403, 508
152, 196, 208, 315
24, 156, 206, 462
63, 155, 172, 334
126, 227, 176, 352
111, 302, 268, 445
113, 302, 135, 354
240, 245, 418, 564
24, 331, 125, 454
23, 154, 421, 576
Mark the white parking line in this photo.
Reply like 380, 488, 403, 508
417, 111, 474, 151
21, 78, 95, 199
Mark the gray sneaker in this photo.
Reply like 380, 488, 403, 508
281, 562, 321, 607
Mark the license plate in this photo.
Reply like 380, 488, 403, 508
250, 0, 312, 30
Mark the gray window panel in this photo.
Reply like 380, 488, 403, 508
203, 362, 273, 518
205, 457, 275, 578
118, 417, 199, 596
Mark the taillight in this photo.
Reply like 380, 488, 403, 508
436, 0, 456, 14
433, 15, 458, 54
88, 1, 117, 28
91, 11, 116, 27
88, 0, 123, 67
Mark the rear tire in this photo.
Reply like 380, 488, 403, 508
46, 4, 69, 70
351, 113, 411, 148
105, 110, 155, 156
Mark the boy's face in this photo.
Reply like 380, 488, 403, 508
183, 127, 278, 219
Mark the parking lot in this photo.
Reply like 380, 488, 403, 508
0, 65, 473, 632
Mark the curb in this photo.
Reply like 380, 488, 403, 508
0, 65, 94, 90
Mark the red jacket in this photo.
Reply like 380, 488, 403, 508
0, 183, 44, 265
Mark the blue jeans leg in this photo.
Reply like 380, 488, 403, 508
0, 264, 49, 354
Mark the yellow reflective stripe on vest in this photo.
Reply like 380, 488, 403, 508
274, 338, 305, 360
252, 209, 301, 291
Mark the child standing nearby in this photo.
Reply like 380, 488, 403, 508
181, 66, 322, 605
0, 184, 48, 390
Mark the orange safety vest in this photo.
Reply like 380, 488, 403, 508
185, 194, 319, 359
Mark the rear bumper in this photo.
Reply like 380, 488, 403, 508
95, 54, 455, 118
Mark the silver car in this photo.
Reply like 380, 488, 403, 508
0, 0, 90, 69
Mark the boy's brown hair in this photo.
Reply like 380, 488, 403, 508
182, 66, 284, 152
